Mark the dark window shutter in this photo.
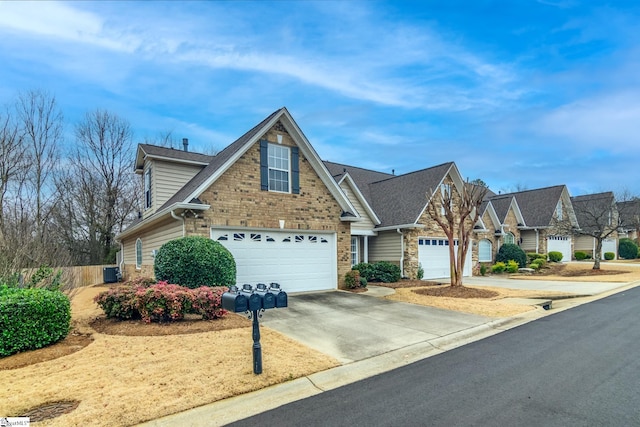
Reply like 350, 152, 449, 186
260, 140, 268, 191
291, 146, 300, 194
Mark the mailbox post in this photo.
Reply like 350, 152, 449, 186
221, 283, 287, 375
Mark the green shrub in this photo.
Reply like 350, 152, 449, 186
359, 277, 368, 288
28, 265, 63, 291
0, 286, 71, 357
526, 253, 546, 263
345, 270, 360, 289
491, 262, 506, 273
372, 261, 402, 283
496, 244, 527, 267
604, 252, 615, 261
530, 261, 541, 271
480, 264, 487, 276
154, 236, 236, 288
417, 265, 424, 280
506, 260, 519, 273
618, 238, 639, 260
353, 262, 401, 283
574, 251, 587, 261
548, 251, 563, 262
94, 281, 227, 323
353, 262, 374, 281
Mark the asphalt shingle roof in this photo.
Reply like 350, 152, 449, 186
323, 161, 394, 206
571, 192, 615, 232
137, 144, 214, 165
492, 185, 566, 227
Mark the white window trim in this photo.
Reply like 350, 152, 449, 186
135, 238, 143, 270
268, 144, 291, 193
351, 236, 359, 266
479, 239, 492, 262
144, 167, 152, 210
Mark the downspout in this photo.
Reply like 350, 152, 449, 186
171, 210, 186, 237
397, 228, 404, 278
535, 228, 539, 254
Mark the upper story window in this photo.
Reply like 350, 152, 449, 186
260, 139, 300, 194
144, 167, 152, 209
268, 144, 290, 192
135, 238, 142, 269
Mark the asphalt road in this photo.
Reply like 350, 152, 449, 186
228, 287, 640, 427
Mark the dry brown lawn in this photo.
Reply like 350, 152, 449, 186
520, 261, 640, 282
0, 286, 338, 426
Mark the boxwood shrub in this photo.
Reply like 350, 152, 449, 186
618, 238, 639, 260
154, 236, 236, 288
574, 251, 588, 261
352, 261, 401, 283
0, 286, 71, 357
496, 244, 527, 268
548, 251, 563, 262
604, 252, 615, 261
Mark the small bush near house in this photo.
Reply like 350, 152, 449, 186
574, 251, 588, 261
506, 260, 519, 273
526, 253, 546, 264
359, 277, 368, 288
352, 262, 401, 283
154, 236, 236, 288
94, 281, 227, 323
491, 262, 506, 273
548, 251, 563, 262
417, 265, 424, 280
618, 238, 639, 260
344, 270, 360, 289
0, 286, 71, 357
604, 252, 615, 261
530, 261, 541, 270
480, 264, 487, 276
496, 244, 527, 268
352, 262, 374, 281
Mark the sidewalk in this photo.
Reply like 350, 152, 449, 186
137, 279, 638, 427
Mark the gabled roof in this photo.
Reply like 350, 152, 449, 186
493, 185, 569, 228
478, 200, 501, 231
571, 192, 615, 232
369, 162, 456, 227
617, 199, 640, 229
134, 144, 214, 172
157, 107, 357, 215
323, 161, 394, 207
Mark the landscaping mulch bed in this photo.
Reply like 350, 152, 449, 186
374, 279, 443, 289
413, 286, 499, 299
535, 263, 627, 277
20, 400, 80, 423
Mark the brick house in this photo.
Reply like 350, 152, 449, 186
116, 108, 359, 292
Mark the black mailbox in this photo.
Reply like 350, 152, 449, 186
221, 291, 249, 313
255, 283, 276, 309
269, 283, 288, 308
247, 292, 262, 311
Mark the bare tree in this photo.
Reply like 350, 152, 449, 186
61, 109, 136, 264
426, 181, 488, 287
0, 106, 27, 232
16, 90, 63, 236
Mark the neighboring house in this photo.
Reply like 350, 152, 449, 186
474, 193, 523, 264
116, 107, 359, 292
617, 199, 640, 242
571, 192, 618, 259
492, 185, 578, 262
325, 161, 475, 280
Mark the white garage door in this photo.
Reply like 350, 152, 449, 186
547, 235, 571, 262
418, 238, 472, 280
211, 228, 336, 293
602, 238, 617, 259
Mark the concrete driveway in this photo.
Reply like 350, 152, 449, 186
462, 275, 633, 295
261, 290, 489, 364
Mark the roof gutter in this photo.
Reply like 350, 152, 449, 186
116, 202, 210, 240
171, 210, 186, 237
375, 223, 425, 232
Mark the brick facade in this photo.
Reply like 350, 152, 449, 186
182, 123, 351, 288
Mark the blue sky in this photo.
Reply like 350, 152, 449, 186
1, 1, 639, 196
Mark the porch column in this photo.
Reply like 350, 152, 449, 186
364, 236, 369, 263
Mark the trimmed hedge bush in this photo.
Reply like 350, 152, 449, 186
619, 238, 639, 260
0, 286, 71, 357
496, 244, 527, 268
352, 261, 401, 283
574, 251, 588, 261
94, 280, 226, 323
491, 262, 506, 273
506, 260, 519, 273
345, 270, 360, 289
604, 252, 615, 261
154, 236, 236, 288
548, 251, 563, 262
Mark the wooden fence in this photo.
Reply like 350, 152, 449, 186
22, 265, 118, 289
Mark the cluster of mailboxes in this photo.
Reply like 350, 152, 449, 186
222, 283, 288, 312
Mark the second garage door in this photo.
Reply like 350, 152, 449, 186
211, 228, 337, 293
418, 238, 472, 280
547, 235, 571, 262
